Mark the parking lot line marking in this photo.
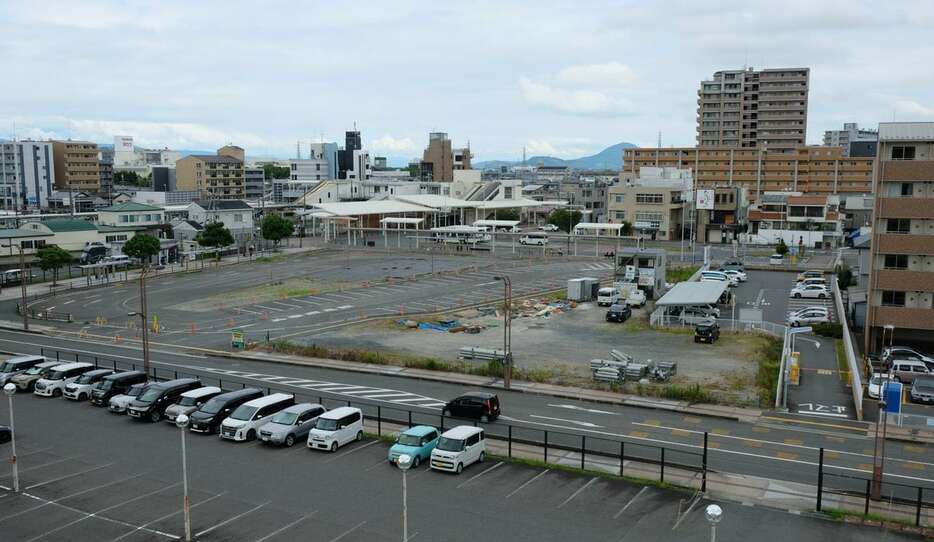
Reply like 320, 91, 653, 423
25, 462, 114, 490
557, 477, 597, 508
15, 446, 55, 458
328, 521, 368, 542
253, 511, 318, 542
361, 392, 412, 399
0, 456, 78, 479
325, 440, 380, 463
0, 472, 145, 522
365, 458, 391, 471
271, 302, 303, 309
614, 487, 649, 519
195, 501, 269, 538
456, 461, 504, 489
784, 438, 804, 446
505, 469, 548, 499
393, 396, 444, 403
110, 492, 225, 542
253, 305, 283, 312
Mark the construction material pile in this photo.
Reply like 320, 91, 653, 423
591, 349, 678, 384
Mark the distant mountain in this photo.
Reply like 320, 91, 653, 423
475, 142, 636, 171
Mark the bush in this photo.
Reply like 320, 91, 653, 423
775, 239, 789, 256
812, 323, 843, 338
754, 337, 783, 407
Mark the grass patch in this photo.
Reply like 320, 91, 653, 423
635, 382, 714, 404
754, 336, 783, 408
812, 323, 843, 338
666, 265, 700, 283
834, 339, 850, 382
255, 255, 284, 263
820, 507, 917, 528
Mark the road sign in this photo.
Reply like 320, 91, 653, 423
788, 326, 813, 334
883, 381, 902, 415
231, 328, 245, 349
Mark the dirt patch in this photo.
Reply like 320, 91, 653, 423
170, 277, 357, 312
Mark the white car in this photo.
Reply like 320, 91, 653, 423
882, 347, 934, 370
63, 369, 115, 401
220, 393, 295, 442
430, 426, 485, 474
721, 269, 747, 282
867, 373, 890, 399
795, 277, 828, 288
769, 254, 784, 265
108, 383, 148, 413
307, 406, 364, 452
538, 224, 559, 232
33, 362, 95, 397
627, 289, 647, 307
790, 284, 829, 299
786, 308, 830, 327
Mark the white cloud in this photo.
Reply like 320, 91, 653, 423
557, 62, 637, 87
371, 135, 419, 154
894, 100, 934, 118
518, 77, 633, 117
525, 140, 560, 156
11, 1, 178, 30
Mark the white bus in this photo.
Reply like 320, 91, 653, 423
431, 226, 491, 245
519, 232, 549, 246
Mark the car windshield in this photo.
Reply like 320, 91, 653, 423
46, 370, 70, 380
0, 362, 14, 372
199, 397, 226, 414
914, 381, 934, 392
178, 396, 200, 407
137, 387, 163, 403
436, 436, 465, 452
127, 385, 145, 397
397, 434, 422, 446
24, 366, 46, 375
98, 380, 115, 392
75, 374, 96, 385
91, 381, 106, 390
271, 411, 299, 425
315, 418, 339, 431
870, 375, 887, 385
229, 405, 258, 421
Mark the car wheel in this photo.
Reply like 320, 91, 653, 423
456, 462, 463, 474
150, 410, 161, 422
481, 415, 489, 423
356, 430, 363, 442
790, 321, 798, 327
247, 429, 256, 441
412, 455, 420, 468
285, 434, 295, 447
330, 441, 338, 452
793, 293, 801, 298
27, 382, 35, 392
53, 388, 62, 397
479, 451, 485, 463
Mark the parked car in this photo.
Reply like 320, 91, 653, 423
786, 308, 831, 327
430, 426, 485, 474
597, 287, 620, 306
127, 378, 202, 422
719, 268, 747, 282
883, 347, 934, 371
91, 371, 148, 407
891, 359, 931, 385
538, 224, 559, 232
701, 271, 736, 287
259, 403, 325, 447
0, 425, 10, 445
676, 307, 717, 325
188, 388, 264, 434
721, 260, 745, 272
796, 270, 824, 282
626, 288, 647, 307
790, 284, 829, 299
63, 369, 115, 401
164, 386, 224, 423
0, 355, 46, 386
605, 303, 632, 323
688, 304, 721, 318
795, 277, 828, 289
694, 321, 720, 344
221, 393, 295, 442
108, 382, 148, 413
519, 233, 549, 246
867, 372, 890, 400
442, 392, 500, 422
388, 425, 440, 467
769, 254, 784, 265
33, 362, 95, 397
909, 377, 934, 405
307, 406, 364, 452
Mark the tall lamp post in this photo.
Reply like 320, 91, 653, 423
127, 266, 151, 377
397, 453, 412, 542
705, 504, 722, 542
175, 413, 192, 542
2, 244, 30, 331
871, 324, 895, 499
3, 383, 19, 492
493, 275, 512, 389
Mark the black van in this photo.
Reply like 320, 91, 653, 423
127, 378, 201, 422
90, 371, 148, 407
443, 392, 501, 422
188, 388, 264, 434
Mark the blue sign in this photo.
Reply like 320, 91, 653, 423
883, 381, 902, 415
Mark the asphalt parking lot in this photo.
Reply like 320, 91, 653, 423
1, 393, 919, 541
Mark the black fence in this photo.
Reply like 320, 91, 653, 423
16, 304, 73, 323
38, 346, 707, 490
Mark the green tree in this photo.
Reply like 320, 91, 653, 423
36, 245, 72, 286
195, 222, 234, 259
122, 233, 161, 267
835, 263, 853, 291
494, 208, 520, 222
547, 209, 583, 233
261, 214, 294, 248
113, 171, 150, 187
621, 221, 633, 236
775, 238, 789, 256
262, 164, 291, 179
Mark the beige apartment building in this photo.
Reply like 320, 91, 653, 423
421, 132, 471, 182
622, 146, 873, 201
865, 122, 934, 352
697, 67, 809, 153
51, 140, 101, 192
176, 146, 245, 199
607, 168, 689, 240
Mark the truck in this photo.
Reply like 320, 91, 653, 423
614, 282, 646, 307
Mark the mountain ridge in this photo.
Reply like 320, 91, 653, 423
475, 142, 635, 171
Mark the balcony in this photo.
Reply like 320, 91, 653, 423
880, 160, 934, 182
875, 269, 934, 292
870, 306, 934, 331
876, 233, 934, 255
878, 197, 934, 218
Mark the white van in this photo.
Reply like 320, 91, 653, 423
307, 406, 363, 452
431, 426, 485, 474
519, 233, 548, 246
106, 254, 132, 266
220, 393, 295, 441
701, 270, 736, 287
596, 287, 620, 306
33, 362, 95, 397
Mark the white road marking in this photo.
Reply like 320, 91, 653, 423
528, 414, 603, 428
253, 511, 318, 542
548, 403, 620, 416
336, 305, 354, 310
557, 477, 597, 508
475, 281, 499, 287
62, 300, 74, 306
505, 469, 548, 499
195, 502, 268, 537
111, 492, 224, 542
456, 461, 504, 488
305, 311, 321, 316
87, 299, 101, 305
327, 520, 367, 542
360, 392, 412, 399
287, 314, 302, 319
271, 318, 287, 322
794, 409, 849, 419
325, 440, 379, 463
614, 487, 648, 518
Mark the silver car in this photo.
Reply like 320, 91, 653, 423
108, 383, 148, 413
258, 403, 325, 447
164, 386, 223, 423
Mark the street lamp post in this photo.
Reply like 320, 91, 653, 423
493, 275, 512, 389
397, 453, 412, 542
871, 324, 895, 500
3, 383, 19, 492
705, 504, 722, 542
175, 413, 192, 542
127, 265, 151, 378
2, 244, 30, 331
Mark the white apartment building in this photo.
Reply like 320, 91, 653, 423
823, 123, 878, 157
0, 141, 55, 210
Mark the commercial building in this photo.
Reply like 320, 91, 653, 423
622, 146, 873, 200
151, 166, 177, 192
0, 140, 55, 210
695, 186, 748, 244
175, 146, 245, 199
607, 167, 690, 240
865, 122, 934, 352
823, 123, 878, 157
696, 67, 809, 152
420, 132, 472, 182
98, 149, 114, 199
746, 193, 843, 248
52, 140, 101, 192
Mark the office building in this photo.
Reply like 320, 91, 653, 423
0, 140, 55, 210
289, 142, 338, 183
421, 132, 472, 182
607, 167, 691, 240
338, 130, 362, 179
865, 122, 934, 352
697, 67, 809, 152
175, 146, 245, 199
823, 123, 878, 157
245, 167, 265, 200
746, 193, 843, 248
98, 148, 114, 199
622, 146, 873, 200
151, 166, 177, 192
52, 140, 101, 192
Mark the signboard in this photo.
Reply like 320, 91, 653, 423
696, 189, 715, 210
115, 136, 134, 152
883, 381, 902, 415
231, 328, 245, 349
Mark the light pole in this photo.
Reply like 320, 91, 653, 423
175, 413, 192, 542
397, 453, 412, 542
2, 244, 29, 331
493, 275, 512, 389
705, 504, 722, 542
3, 383, 19, 493
127, 265, 151, 377
871, 323, 895, 499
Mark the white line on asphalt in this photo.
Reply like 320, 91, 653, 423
287, 314, 302, 319
325, 440, 380, 463
110, 492, 224, 542
475, 281, 499, 287
271, 302, 303, 309
314, 385, 371, 392
16, 446, 55, 458
557, 477, 597, 508
254, 305, 283, 312
0, 472, 146, 523
237, 323, 257, 329
294, 298, 321, 305
505, 469, 548, 499
0, 456, 78, 479
328, 520, 367, 542
360, 392, 412, 399
794, 410, 849, 419
322, 293, 357, 300
304, 310, 321, 316
456, 461, 504, 489
271, 318, 287, 322
336, 304, 354, 310
671, 494, 701, 530
527, 414, 603, 428
87, 299, 101, 305
62, 300, 74, 305
253, 511, 318, 542
614, 487, 648, 519
322, 307, 338, 312
25, 462, 114, 490
195, 502, 269, 537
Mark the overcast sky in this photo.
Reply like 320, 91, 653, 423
2, 1, 933, 164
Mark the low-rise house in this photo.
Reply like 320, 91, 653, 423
97, 202, 165, 228
188, 200, 254, 244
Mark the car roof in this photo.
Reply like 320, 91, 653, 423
609, 304, 627, 309
241, 393, 293, 408
458, 391, 497, 400
5, 355, 45, 364
83, 369, 115, 377
48, 362, 94, 372
36, 361, 61, 368
319, 406, 361, 419
181, 386, 222, 398
282, 402, 323, 414
441, 425, 483, 439
894, 359, 927, 367
105, 370, 146, 380
212, 388, 262, 401
401, 425, 438, 437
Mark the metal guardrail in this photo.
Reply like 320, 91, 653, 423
15, 303, 72, 323
833, 279, 863, 420
458, 346, 505, 362
650, 314, 785, 338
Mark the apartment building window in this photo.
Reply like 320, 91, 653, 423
881, 291, 906, 306
614, 194, 625, 204
636, 193, 663, 204
891, 146, 916, 160
234, 213, 243, 222
614, 211, 626, 220
900, 182, 913, 196
884, 254, 909, 269
886, 218, 911, 234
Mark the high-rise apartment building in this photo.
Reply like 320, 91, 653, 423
338, 131, 362, 179
864, 122, 934, 352
244, 167, 265, 200
823, 123, 878, 157
0, 140, 55, 210
697, 67, 809, 153
98, 148, 114, 199
421, 132, 472, 182
51, 140, 101, 192
175, 146, 245, 199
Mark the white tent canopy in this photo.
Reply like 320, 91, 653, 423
573, 222, 627, 235
655, 281, 728, 306
472, 219, 519, 228
380, 217, 424, 225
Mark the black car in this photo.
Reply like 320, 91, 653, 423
90, 371, 148, 407
694, 321, 720, 344
126, 378, 202, 422
188, 388, 264, 434
605, 303, 632, 323
443, 392, 500, 422
0, 425, 10, 445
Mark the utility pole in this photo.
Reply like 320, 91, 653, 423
494, 275, 512, 389
138, 266, 151, 376
18, 245, 28, 331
